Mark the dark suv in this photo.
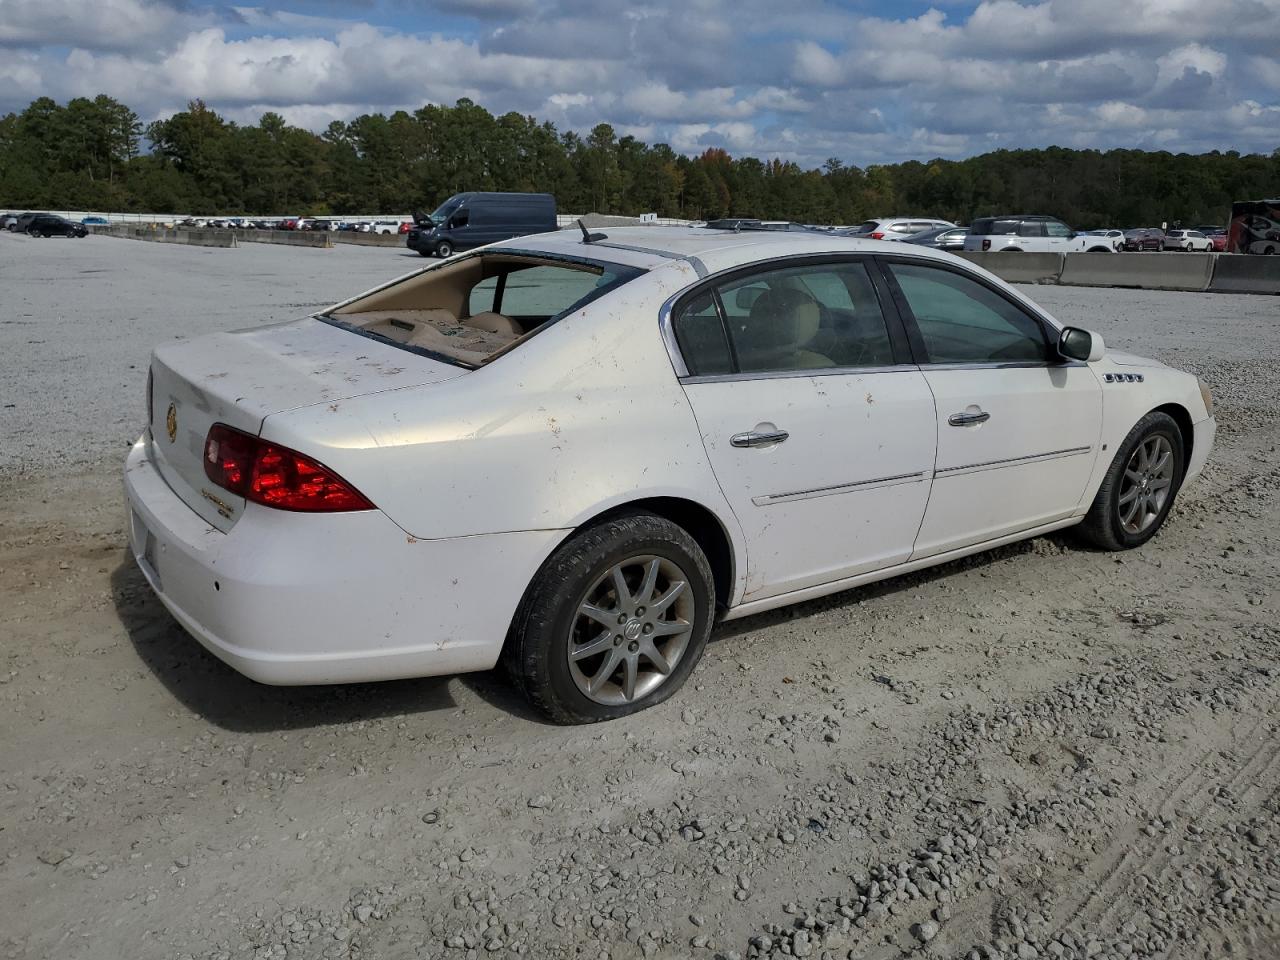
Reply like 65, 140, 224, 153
26, 215, 88, 238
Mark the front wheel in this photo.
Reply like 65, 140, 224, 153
435, 241, 454, 258
1077, 411, 1184, 550
505, 512, 715, 724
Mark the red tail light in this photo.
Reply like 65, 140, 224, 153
869, 231, 885, 240
203, 424, 375, 512
982, 239, 991, 251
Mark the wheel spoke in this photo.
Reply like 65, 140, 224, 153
1118, 486, 1141, 506
642, 641, 672, 675
621, 656, 638, 701
610, 564, 632, 609
571, 630, 615, 661
650, 617, 691, 637
1121, 497, 1141, 525
1125, 468, 1144, 486
651, 580, 687, 614
1149, 477, 1171, 493
579, 602, 616, 630
1150, 449, 1172, 476
588, 648, 621, 693
637, 558, 661, 605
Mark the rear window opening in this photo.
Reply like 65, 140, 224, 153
321, 252, 641, 368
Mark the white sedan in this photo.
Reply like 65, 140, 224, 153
125, 227, 1215, 722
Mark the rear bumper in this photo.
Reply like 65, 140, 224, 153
123, 435, 562, 685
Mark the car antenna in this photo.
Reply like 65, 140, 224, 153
578, 219, 608, 244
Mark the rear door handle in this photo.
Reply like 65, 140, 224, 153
731, 430, 789, 448
948, 410, 991, 426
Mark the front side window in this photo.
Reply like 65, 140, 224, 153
887, 262, 1048, 365
1045, 221, 1072, 238
673, 260, 897, 375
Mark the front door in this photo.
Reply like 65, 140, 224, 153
881, 258, 1103, 558
671, 258, 938, 601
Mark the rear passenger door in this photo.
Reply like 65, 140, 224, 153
881, 258, 1102, 558
670, 257, 938, 601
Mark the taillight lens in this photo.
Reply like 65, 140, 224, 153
203, 424, 375, 512
869, 231, 884, 240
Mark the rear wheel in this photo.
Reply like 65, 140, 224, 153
436, 240, 454, 258
1077, 411, 1184, 550
505, 512, 715, 724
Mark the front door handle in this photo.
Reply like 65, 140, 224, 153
948, 410, 991, 426
731, 429, 789, 448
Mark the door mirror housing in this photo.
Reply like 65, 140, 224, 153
1059, 326, 1104, 363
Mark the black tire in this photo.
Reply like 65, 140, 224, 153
504, 512, 715, 724
1076, 411, 1185, 551
436, 241, 454, 258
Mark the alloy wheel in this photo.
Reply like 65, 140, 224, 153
567, 555, 695, 706
1117, 435, 1175, 535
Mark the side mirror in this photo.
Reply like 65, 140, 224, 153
1059, 326, 1104, 363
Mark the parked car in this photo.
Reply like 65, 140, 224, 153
842, 217, 957, 241
1163, 230, 1213, 252
1206, 231, 1228, 252
1122, 229, 1164, 252
11, 212, 48, 233
126, 227, 1215, 722
903, 226, 970, 251
1081, 229, 1125, 252
26, 214, 87, 238
963, 215, 1108, 253
81, 216, 109, 226
368, 220, 404, 235
1, 213, 20, 230
406, 192, 557, 258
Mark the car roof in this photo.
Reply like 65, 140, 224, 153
493, 225, 959, 276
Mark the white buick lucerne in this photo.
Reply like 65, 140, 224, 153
125, 226, 1215, 723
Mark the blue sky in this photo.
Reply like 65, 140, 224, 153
1, 0, 1277, 167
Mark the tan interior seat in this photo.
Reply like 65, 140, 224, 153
466, 311, 523, 336
737, 289, 834, 371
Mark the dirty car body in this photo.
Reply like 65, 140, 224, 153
124, 227, 1215, 722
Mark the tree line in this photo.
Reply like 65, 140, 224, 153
1, 94, 1277, 227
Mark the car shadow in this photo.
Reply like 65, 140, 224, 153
709, 532, 1072, 643
110, 555, 551, 732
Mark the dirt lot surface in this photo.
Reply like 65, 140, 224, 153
2, 234, 1278, 960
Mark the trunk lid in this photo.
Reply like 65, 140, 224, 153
148, 317, 465, 531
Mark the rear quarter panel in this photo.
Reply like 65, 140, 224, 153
260, 264, 747, 582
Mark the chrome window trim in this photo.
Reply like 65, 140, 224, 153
935, 445, 1092, 478
918, 359, 1086, 372
752, 471, 926, 506
682, 363, 920, 385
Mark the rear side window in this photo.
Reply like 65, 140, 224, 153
1018, 221, 1044, 237
970, 219, 1020, 236
887, 262, 1048, 365
673, 260, 897, 375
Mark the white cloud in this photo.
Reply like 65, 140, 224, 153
1, 0, 1277, 167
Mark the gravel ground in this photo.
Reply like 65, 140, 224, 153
2, 234, 1278, 960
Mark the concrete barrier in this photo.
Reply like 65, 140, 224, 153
1207, 256, 1280, 295
955, 252, 1065, 284
233, 229, 332, 248
1058, 252, 1215, 292
329, 231, 405, 247
94, 225, 237, 247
